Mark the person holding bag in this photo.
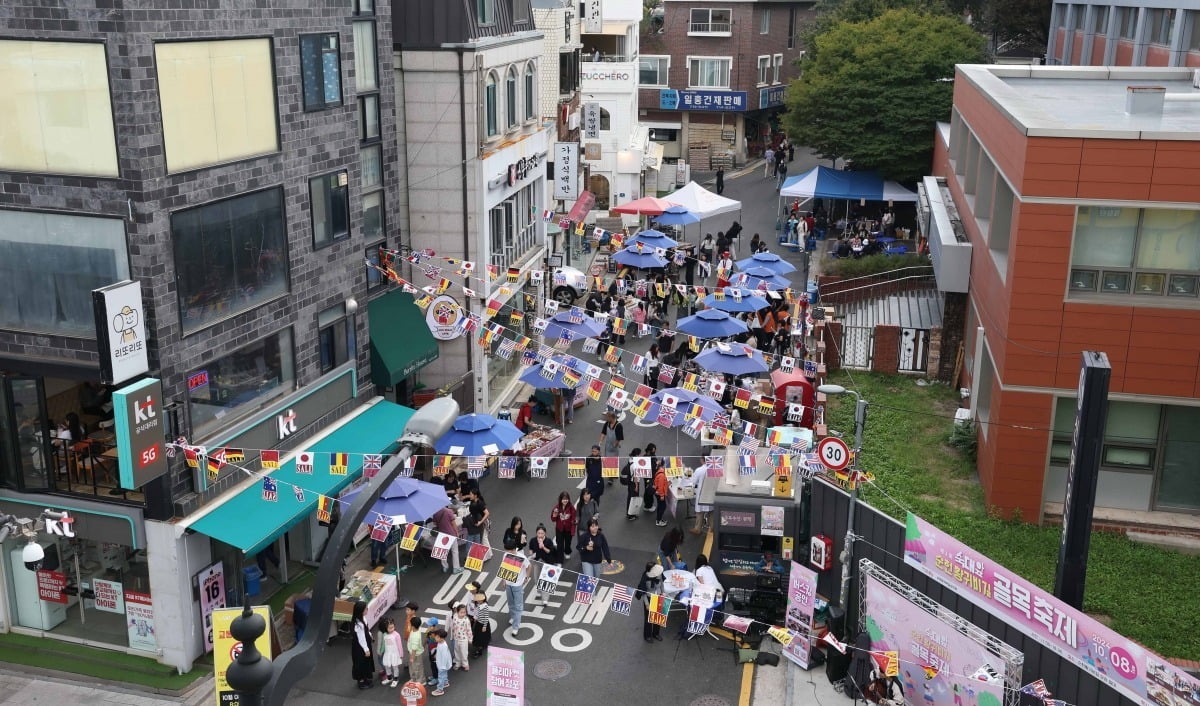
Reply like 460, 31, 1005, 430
642, 444, 660, 512
620, 447, 643, 521
550, 492, 577, 560
527, 524, 560, 604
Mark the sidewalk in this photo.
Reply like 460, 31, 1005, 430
0, 666, 213, 705
751, 656, 847, 706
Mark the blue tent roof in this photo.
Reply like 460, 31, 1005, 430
780, 166, 917, 202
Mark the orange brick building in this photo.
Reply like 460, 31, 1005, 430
927, 65, 1200, 528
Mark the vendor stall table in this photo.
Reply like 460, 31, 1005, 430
332, 570, 398, 630
518, 426, 566, 458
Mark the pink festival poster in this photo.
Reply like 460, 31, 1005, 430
486, 647, 525, 706
905, 512, 1200, 706
783, 561, 818, 668
863, 571, 1007, 706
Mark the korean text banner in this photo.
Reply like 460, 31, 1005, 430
783, 561, 818, 668
904, 512, 1200, 705
863, 571, 1006, 706
486, 646, 525, 706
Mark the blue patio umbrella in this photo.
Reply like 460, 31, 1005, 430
737, 266, 792, 291
702, 287, 770, 313
652, 207, 701, 228
676, 309, 749, 339
694, 343, 770, 376
735, 252, 797, 276
434, 413, 524, 455
611, 246, 669, 269
518, 355, 589, 389
543, 310, 605, 343
645, 387, 724, 426
629, 228, 680, 248
340, 477, 449, 525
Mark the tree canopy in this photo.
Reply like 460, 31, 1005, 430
784, 9, 986, 184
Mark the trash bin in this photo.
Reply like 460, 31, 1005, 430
242, 566, 263, 596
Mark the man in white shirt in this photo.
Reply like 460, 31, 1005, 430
505, 557, 530, 632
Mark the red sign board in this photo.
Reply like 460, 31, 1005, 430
36, 570, 68, 603
566, 191, 595, 222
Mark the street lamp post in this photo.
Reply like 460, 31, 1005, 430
223, 397, 460, 706
817, 383, 868, 630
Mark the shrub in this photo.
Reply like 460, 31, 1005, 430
824, 253, 928, 277
947, 419, 977, 463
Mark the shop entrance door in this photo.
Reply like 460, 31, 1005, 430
1, 375, 51, 491
588, 175, 610, 210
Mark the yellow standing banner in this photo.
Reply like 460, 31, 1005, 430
213, 605, 273, 705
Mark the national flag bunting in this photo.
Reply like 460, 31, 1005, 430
433, 455, 453, 477
260, 449, 280, 470
293, 485, 305, 502
496, 553, 526, 582
774, 454, 793, 478
329, 452, 349, 476
261, 477, 277, 501
184, 446, 204, 469
464, 543, 488, 571
630, 395, 651, 419
498, 456, 518, 479
316, 494, 334, 523
529, 456, 549, 478
610, 584, 632, 615
296, 451, 314, 474
708, 378, 726, 399
467, 456, 487, 478
739, 454, 757, 475
371, 516, 392, 542
686, 603, 713, 635
705, 455, 724, 477
206, 449, 226, 480
431, 532, 456, 560
574, 574, 597, 604
363, 453, 382, 479
224, 448, 245, 463
757, 396, 776, 414
601, 456, 620, 478
734, 388, 752, 409
647, 595, 670, 626
723, 614, 752, 634
821, 632, 847, 654
1019, 680, 1050, 698
664, 456, 684, 477
567, 457, 586, 478
507, 267, 520, 283
399, 524, 424, 551
399, 455, 417, 478
536, 563, 562, 594
767, 626, 794, 646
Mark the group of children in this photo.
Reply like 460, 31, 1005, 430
374, 595, 487, 697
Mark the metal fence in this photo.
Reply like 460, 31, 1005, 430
897, 327, 931, 373
841, 325, 875, 369
809, 478, 1141, 706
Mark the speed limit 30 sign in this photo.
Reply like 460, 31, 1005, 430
817, 436, 851, 472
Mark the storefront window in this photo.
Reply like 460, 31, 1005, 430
1158, 406, 1200, 511
318, 303, 355, 374
187, 329, 295, 437
0, 210, 130, 337
172, 188, 289, 334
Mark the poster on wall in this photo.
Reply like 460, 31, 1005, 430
213, 605, 272, 705
783, 561, 818, 668
760, 506, 784, 537
863, 569, 1007, 706
904, 512, 1200, 706
197, 560, 226, 652
92, 578, 125, 614
125, 590, 157, 652
486, 647, 525, 706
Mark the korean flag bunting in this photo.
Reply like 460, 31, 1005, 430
788, 403, 805, 422
529, 456, 549, 479
780, 356, 796, 374
537, 563, 562, 594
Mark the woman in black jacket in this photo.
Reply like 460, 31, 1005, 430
502, 517, 527, 553
577, 519, 612, 577
635, 563, 664, 642
620, 447, 643, 521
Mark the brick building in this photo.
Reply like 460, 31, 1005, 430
0, 0, 422, 673
1047, 1, 1200, 67
638, 0, 815, 178
928, 64, 1200, 528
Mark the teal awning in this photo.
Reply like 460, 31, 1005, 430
189, 401, 414, 555
370, 291, 439, 388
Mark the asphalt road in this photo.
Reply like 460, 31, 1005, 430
282, 159, 826, 705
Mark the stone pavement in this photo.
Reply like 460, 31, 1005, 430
0, 667, 213, 706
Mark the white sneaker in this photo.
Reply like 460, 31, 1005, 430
656, 520, 668, 527
389, 680, 399, 688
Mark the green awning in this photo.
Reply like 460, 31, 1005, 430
369, 290, 439, 387
188, 401, 414, 555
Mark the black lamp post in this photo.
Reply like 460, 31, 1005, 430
225, 396, 460, 706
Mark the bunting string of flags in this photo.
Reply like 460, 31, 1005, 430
174, 441, 1078, 706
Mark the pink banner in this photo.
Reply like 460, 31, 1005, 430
905, 512, 1200, 705
863, 570, 1007, 706
783, 561, 818, 668
486, 647, 525, 706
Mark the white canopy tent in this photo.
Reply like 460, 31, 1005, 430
661, 181, 742, 219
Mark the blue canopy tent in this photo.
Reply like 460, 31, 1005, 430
778, 167, 918, 245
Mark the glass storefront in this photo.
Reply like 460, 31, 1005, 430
187, 328, 295, 437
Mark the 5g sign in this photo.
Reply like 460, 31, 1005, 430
113, 377, 169, 490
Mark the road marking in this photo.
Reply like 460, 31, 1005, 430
739, 662, 755, 706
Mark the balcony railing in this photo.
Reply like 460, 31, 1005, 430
689, 21, 732, 34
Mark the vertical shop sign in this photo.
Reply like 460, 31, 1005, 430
582, 103, 601, 140
93, 578, 125, 613
113, 377, 169, 489
198, 560, 226, 652
125, 590, 157, 652
582, 0, 602, 32
92, 279, 150, 385
554, 142, 579, 200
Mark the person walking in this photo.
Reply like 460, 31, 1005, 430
576, 487, 599, 542
350, 601, 375, 689
450, 604, 472, 671
378, 618, 404, 687
528, 524, 560, 604
585, 444, 605, 505
642, 444, 661, 511
431, 506, 462, 574
562, 384, 578, 424
636, 563, 665, 642
620, 447, 643, 520
599, 412, 623, 486
406, 615, 426, 686
776, 158, 789, 190
653, 459, 670, 527
550, 491, 577, 560
502, 516, 528, 553
504, 553, 530, 632
763, 146, 775, 178
577, 518, 612, 577
715, 167, 725, 195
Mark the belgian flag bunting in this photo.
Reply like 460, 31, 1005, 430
399, 524, 424, 552
329, 452, 349, 476
664, 456, 684, 478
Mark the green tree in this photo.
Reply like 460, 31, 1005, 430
800, 0, 952, 57
784, 9, 986, 183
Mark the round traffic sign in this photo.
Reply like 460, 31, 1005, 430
817, 437, 851, 472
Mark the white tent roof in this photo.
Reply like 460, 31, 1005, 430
661, 181, 741, 219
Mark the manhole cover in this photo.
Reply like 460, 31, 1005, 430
690, 696, 732, 706
533, 658, 572, 681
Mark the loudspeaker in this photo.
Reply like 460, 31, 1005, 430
826, 604, 846, 638
825, 646, 851, 684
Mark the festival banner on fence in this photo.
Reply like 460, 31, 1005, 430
863, 570, 1006, 706
904, 512, 1200, 705
782, 561, 818, 668
486, 647, 525, 706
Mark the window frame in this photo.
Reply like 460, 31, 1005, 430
772, 53, 783, 84
1188, 11, 1200, 51
477, 0, 495, 26
639, 55, 670, 87
360, 144, 385, 244
689, 8, 733, 35
186, 327, 296, 437
354, 0, 374, 15
358, 93, 381, 143
310, 170, 351, 249
1118, 6, 1138, 39
760, 8, 771, 34
485, 71, 499, 138
365, 242, 386, 291
1068, 206, 1200, 300
787, 7, 797, 49
687, 56, 732, 89
756, 55, 771, 86
317, 302, 356, 374
505, 66, 519, 129
513, 0, 529, 24
299, 33, 343, 111
524, 61, 536, 122
1147, 7, 1175, 46
1091, 6, 1109, 34
353, 21, 378, 93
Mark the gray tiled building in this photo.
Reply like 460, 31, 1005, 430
0, 0, 436, 672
